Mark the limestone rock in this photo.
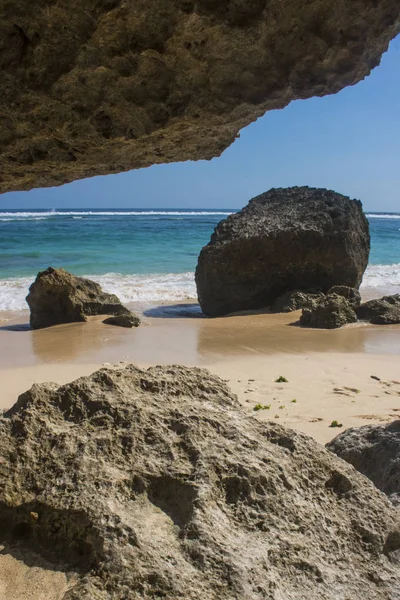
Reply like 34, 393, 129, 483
327, 420, 400, 506
0, 365, 399, 599
26, 266, 135, 329
0, 2, 400, 193
327, 285, 361, 308
103, 314, 140, 328
356, 294, 400, 325
271, 290, 324, 313
196, 187, 370, 317
300, 294, 357, 329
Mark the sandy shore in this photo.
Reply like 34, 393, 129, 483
1, 303, 399, 446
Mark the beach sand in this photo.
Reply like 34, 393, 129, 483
1, 303, 399, 446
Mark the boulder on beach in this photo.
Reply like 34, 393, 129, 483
271, 290, 324, 313
103, 314, 140, 328
26, 267, 139, 329
0, 365, 399, 599
195, 187, 370, 317
300, 294, 357, 329
356, 294, 400, 324
327, 420, 400, 506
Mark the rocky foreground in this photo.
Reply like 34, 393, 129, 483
0, 365, 399, 599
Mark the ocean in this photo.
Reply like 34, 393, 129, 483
0, 209, 399, 312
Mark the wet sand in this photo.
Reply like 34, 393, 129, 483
1, 302, 399, 444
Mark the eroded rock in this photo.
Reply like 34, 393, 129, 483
196, 187, 370, 317
26, 266, 137, 329
300, 294, 357, 329
0, 2, 400, 193
327, 285, 361, 308
271, 290, 324, 313
0, 365, 399, 599
356, 294, 400, 325
327, 420, 400, 506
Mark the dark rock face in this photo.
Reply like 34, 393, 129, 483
0, 365, 399, 598
0, 2, 400, 193
300, 294, 357, 329
26, 267, 136, 329
327, 285, 361, 308
103, 314, 140, 328
356, 294, 400, 325
327, 420, 400, 506
271, 290, 324, 313
196, 187, 370, 317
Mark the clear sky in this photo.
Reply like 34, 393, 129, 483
2, 35, 399, 212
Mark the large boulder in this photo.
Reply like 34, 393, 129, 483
196, 187, 370, 317
0, 2, 399, 193
0, 365, 399, 599
300, 294, 357, 329
26, 266, 138, 329
327, 420, 400, 506
356, 294, 400, 325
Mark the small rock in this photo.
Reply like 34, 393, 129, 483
300, 295, 357, 329
103, 314, 140, 328
356, 294, 400, 324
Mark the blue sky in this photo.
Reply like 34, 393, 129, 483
2, 35, 399, 212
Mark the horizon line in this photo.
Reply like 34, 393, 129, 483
0, 207, 397, 213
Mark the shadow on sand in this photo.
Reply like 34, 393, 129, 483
0, 323, 31, 332
143, 303, 205, 319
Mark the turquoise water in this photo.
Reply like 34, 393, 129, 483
0, 209, 399, 311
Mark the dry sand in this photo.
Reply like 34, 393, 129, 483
0, 547, 75, 600
0, 302, 399, 596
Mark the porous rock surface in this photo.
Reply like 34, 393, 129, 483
26, 266, 137, 329
300, 294, 358, 329
1, 1, 400, 193
327, 420, 400, 506
271, 290, 324, 313
196, 187, 370, 317
327, 285, 361, 308
0, 365, 399, 599
356, 294, 400, 325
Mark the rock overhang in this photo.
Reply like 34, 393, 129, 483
0, 0, 400, 194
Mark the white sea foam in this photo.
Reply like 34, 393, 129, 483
0, 272, 197, 312
366, 213, 400, 219
360, 263, 400, 294
1, 264, 398, 313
